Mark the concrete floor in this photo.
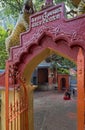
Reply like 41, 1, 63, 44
33, 91, 77, 130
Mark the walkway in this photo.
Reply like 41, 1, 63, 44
34, 91, 77, 130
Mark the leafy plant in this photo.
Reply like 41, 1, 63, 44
0, 27, 8, 69
57, 67, 69, 74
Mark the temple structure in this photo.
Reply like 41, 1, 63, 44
0, 0, 85, 130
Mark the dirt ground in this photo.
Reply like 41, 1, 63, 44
33, 90, 77, 130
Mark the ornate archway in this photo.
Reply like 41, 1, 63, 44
0, 3, 85, 130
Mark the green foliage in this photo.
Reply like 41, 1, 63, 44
48, 53, 76, 74
46, 54, 76, 68
34, 0, 44, 11
55, 0, 66, 3
0, 26, 8, 69
0, 0, 23, 18
55, 0, 73, 8
57, 67, 69, 74
58, 57, 76, 68
0, 0, 74, 19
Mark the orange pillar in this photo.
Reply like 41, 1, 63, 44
77, 48, 85, 130
5, 61, 9, 130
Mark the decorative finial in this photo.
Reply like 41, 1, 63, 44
45, 0, 53, 6
41, 0, 54, 10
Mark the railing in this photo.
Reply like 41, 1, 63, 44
8, 97, 28, 130
5, 64, 29, 130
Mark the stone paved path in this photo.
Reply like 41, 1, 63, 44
34, 91, 77, 130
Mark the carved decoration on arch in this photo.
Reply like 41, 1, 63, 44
69, 31, 85, 43
9, 25, 60, 62
27, 44, 39, 54
23, 25, 61, 44
69, 41, 85, 50
54, 34, 70, 45
14, 43, 43, 66
8, 24, 85, 65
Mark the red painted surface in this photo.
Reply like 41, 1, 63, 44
38, 68, 48, 84
0, 72, 5, 87
0, 3, 85, 130
1, 3, 85, 87
57, 74, 69, 91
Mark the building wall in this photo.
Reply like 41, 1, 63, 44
57, 74, 69, 91
38, 68, 48, 84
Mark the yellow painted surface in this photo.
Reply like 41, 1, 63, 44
0, 89, 21, 130
22, 48, 76, 130
1, 48, 76, 130
0, 90, 6, 130
22, 49, 52, 130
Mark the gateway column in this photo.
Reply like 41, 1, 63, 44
77, 48, 85, 130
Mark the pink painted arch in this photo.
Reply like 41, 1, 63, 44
0, 3, 85, 86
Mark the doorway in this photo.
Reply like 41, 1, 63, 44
61, 78, 66, 90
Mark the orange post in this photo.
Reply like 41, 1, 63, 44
5, 61, 9, 130
77, 48, 85, 130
